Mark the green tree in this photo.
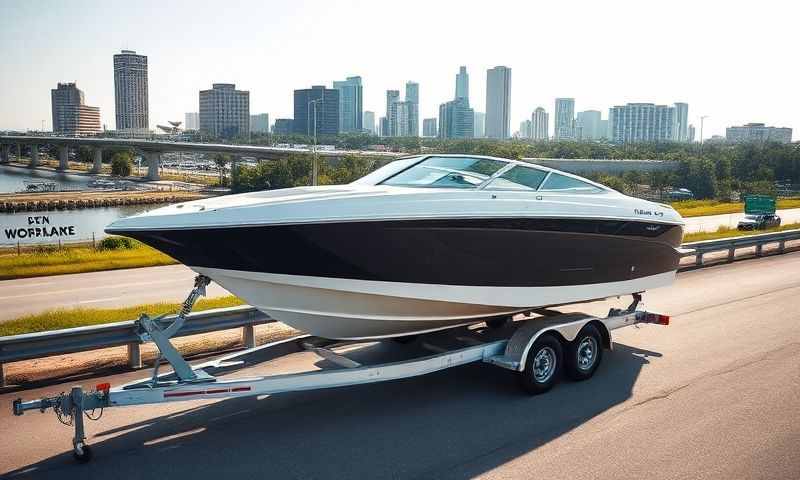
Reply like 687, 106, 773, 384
213, 153, 232, 185
110, 151, 132, 176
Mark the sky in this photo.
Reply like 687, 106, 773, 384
0, 0, 797, 140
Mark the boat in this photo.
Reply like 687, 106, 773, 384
105, 154, 684, 339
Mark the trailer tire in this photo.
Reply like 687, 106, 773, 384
564, 324, 603, 381
73, 444, 92, 463
519, 334, 562, 395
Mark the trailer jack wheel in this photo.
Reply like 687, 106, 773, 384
72, 443, 92, 463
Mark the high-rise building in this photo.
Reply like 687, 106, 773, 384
273, 118, 293, 135
113, 50, 149, 132
576, 110, 602, 140
293, 86, 339, 136
394, 101, 414, 137
554, 98, 575, 140
531, 107, 548, 141
609, 103, 676, 143
674, 102, 689, 142
519, 120, 532, 138
485, 66, 511, 139
405, 81, 419, 136
423, 118, 438, 137
250, 113, 270, 133
438, 97, 474, 139
332, 76, 363, 133
363, 111, 375, 134
50, 82, 100, 136
379, 117, 388, 136
455, 66, 469, 101
473, 111, 485, 138
599, 119, 608, 139
199, 83, 250, 139
725, 123, 792, 144
688, 124, 696, 143
184, 112, 199, 130
385, 89, 400, 136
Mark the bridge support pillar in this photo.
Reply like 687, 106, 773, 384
145, 151, 160, 180
0, 144, 9, 164
91, 147, 103, 173
57, 145, 69, 170
30, 144, 39, 168
16, 143, 23, 162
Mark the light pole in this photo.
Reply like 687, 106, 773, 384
308, 99, 321, 186
700, 115, 709, 145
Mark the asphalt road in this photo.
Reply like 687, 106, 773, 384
683, 207, 800, 233
0, 265, 231, 321
1, 253, 799, 479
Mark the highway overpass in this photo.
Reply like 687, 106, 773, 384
0, 135, 404, 180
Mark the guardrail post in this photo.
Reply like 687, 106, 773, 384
695, 252, 704, 266
128, 343, 142, 369
242, 325, 256, 349
727, 247, 735, 262
778, 241, 785, 254
755, 244, 763, 257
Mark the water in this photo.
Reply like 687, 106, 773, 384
0, 204, 157, 246
0, 164, 92, 193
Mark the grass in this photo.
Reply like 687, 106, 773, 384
672, 198, 800, 217
683, 221, 800, 243
0, 241, 177, 280
0, 296, 244, 337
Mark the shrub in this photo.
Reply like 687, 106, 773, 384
97, 236, 135, 251
110, 153, 132, 176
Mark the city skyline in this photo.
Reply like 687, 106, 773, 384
1, 0, 798, 140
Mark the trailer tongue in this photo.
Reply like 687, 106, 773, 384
12, 276, 669, 463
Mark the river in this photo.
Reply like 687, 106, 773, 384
0, 164, 97, 193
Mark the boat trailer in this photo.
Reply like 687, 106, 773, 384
12, 276, 669, 463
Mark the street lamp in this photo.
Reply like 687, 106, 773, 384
308, 99, 321, 186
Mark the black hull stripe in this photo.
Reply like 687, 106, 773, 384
116, 218, 683, 287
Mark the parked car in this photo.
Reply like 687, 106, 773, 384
668, 188, 694, 200
737, 214, 781, 231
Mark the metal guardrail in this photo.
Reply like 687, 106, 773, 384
1, 228, 799, 387
681, 228, 800, 266
0, 305, 272, 386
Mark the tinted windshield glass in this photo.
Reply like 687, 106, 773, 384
381, 156, 507, 188
540, 173, 602, 193
483, 166, 548, 191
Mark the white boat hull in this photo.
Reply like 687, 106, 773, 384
193, 267, 676, 339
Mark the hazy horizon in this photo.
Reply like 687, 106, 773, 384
1, 0, 797, 140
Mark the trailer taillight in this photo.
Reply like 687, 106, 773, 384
95, 383, 111, 393
646, 313, 670, 325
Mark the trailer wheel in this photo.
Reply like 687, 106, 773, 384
73, 443, 92, 463
519, 334, 562, 395
564, 324, 603, 381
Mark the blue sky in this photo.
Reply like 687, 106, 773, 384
0, 0, 796, 139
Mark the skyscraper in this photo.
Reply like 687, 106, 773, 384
473, 112, 485, 138
423, 118, 437, 137
332, 76, 363, 133
405, 81, 419, 136
455, 66, 469, 101
273, 118, 293, 135
576, 110, 602, 140
438, 97, 474, 139
293, 86, 339, 136
51, 82, 101, 136
519, 120, 532, 138
199, 83, 250, 138
485, 66, 511, 139
609, 103, 676, 143
250, 113, 270, 133
363, 111, 375, 134
385, 90, 400, 136
688, 124, 696, 143
113, 50, 149, 132
554, 98, 575, 140
184, 112, 199, 130
531, 107, 548, 141
674, 102, 689, 141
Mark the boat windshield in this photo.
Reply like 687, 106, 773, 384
381, 156, 507, 189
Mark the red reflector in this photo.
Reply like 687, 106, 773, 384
95, 383, 111, 393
